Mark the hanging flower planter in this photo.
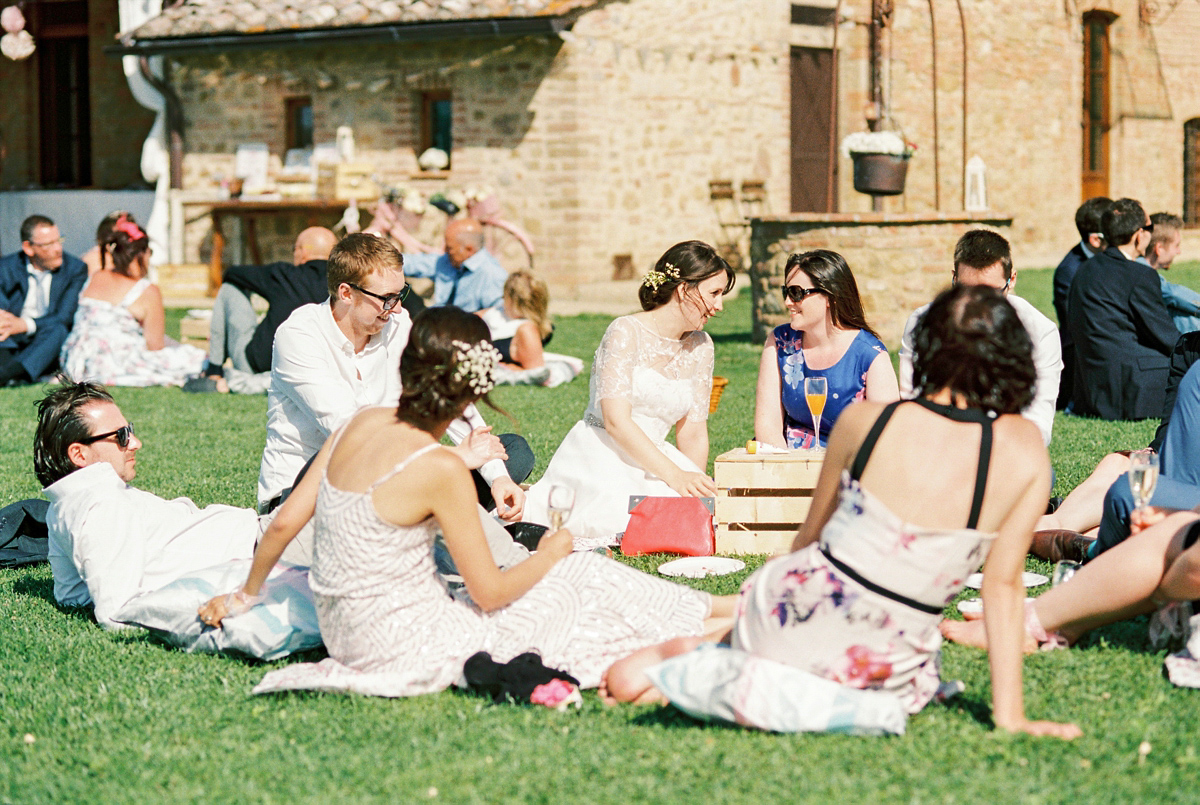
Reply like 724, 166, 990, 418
841, 131, 917, 198
851, 153, 910, 196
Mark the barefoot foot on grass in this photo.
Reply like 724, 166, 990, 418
940, 617, 1039, 653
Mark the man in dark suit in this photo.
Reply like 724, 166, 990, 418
1067, 198, 1180, 420
198, 227, 339, 388
1053, 196, 1111, 410
0, 215, 88, 385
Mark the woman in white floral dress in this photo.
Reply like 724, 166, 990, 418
61, 216, 205, 387
198, 307, 733, 697
523, 241, 735, 548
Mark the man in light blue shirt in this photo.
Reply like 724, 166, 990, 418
1144, 212, 1200, 334
403, 218, 507, 312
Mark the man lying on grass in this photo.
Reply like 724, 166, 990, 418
35, 382, 309, 629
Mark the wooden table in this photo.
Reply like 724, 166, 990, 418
714, 447, 824, 555
206, 200, 347, 295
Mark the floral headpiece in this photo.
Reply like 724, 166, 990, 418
641, 261, 680, 292
452, 339, 501, 395
113, 216, 146, 242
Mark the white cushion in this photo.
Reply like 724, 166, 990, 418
644, 643, 907, 735
113, 560, 322, 661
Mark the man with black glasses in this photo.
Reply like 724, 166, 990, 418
0, 214, 88, 385
259, 234, 532, 539
1067, 198, 1179, 420
35, 383, 295, 629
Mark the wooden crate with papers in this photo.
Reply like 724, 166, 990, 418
714, 447, 823, 555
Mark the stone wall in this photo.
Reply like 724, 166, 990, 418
828, 1, 1075, 268
167, 0, 794, 281
556, 0, 792, 283
160, 0, 1200, 288
749, 212, 1013, 345
172, 36, 562, 265
828, 0, 1200, 269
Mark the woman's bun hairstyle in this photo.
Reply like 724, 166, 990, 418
638, 240, 734, 311
911, 284, 1035, 415
103, 215, 149, 278
397, 307, 508, 431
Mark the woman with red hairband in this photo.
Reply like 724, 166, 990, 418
60, 216, 207, 386
81, 210, 136, 278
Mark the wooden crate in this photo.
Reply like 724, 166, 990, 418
714, 447, 823, 555
179, 315, 210, 349
316, 163, 379, 201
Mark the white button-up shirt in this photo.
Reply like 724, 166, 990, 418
898, 293, 1063, 446
45, 463, 259, 630
19, 263, 54, 334
258, 301, 505, 505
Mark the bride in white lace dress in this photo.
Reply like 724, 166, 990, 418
524, 241, 735, 548
199, 307, 734, 697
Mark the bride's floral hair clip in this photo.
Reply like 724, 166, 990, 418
641, 261, 680, 292
451, 339, 501, 395
113, 215, 146, 242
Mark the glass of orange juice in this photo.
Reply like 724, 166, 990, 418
804, 376, 827, 449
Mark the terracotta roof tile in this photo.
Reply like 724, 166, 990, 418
128, 0, 599, 40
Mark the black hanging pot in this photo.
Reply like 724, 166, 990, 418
851, 153, 910, 196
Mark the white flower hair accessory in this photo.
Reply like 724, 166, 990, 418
452, 340, 501, 395
641, 261, 681, 292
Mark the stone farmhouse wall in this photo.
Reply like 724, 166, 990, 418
171, 0, 793, 284
832, 0, 1200, 270
168, 0, 1200, 287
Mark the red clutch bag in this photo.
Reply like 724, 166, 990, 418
620, 496, 715, 557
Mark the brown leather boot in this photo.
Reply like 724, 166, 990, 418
1030, 529, 1094, 563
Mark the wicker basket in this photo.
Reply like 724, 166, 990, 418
709, 376, 729, 414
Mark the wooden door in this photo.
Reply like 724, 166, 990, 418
1082, 12, 1114, 202
32, 0, 92, 187
790, 47, 837, 213
1185, 120, 1200, 226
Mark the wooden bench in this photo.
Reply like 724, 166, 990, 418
714, 447, 824, 555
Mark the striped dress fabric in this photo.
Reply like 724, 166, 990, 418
253, 445, 710, 697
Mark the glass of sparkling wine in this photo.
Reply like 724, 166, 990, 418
804, 376, 828, 449
1129, 448, 1160, 515
1051, 560, 1080, 587
547, 484, 576, 531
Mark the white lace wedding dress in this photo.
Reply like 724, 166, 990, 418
524, 316, 715, 548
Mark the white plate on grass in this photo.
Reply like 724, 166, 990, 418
658, 557, 746, 579
964, 572, 1049, 589
957, 597, 1036, 616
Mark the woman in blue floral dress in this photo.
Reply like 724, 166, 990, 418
606, 286, 1082, 740
754, 250, 898, 448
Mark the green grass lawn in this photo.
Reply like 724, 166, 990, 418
3, 275, 1199, 804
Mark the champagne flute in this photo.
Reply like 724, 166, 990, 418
1128, 449, 1159, 515
804, 376, 828, 450
547, 484, 575, 531
1051, 560, 1080, 587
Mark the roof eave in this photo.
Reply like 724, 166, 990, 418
106, 15, 572, 57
